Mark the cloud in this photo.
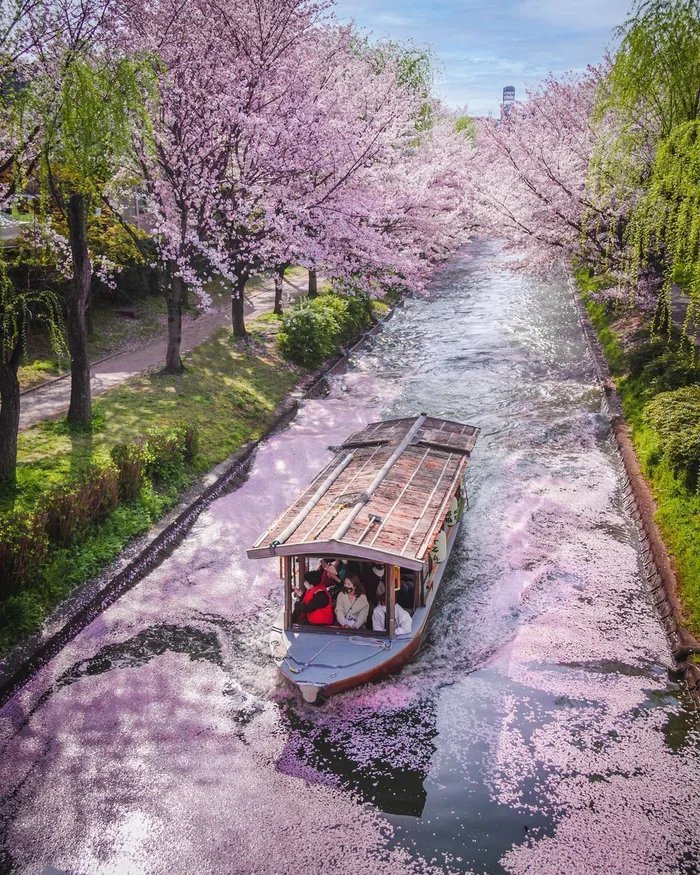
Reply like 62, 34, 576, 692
332, 0, 633, 113
516, 0, 632, 31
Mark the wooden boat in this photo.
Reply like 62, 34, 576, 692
247, 414, 480, 703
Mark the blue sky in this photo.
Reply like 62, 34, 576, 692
333, 0, 634, 115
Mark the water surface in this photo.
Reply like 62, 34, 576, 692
1, 241, 698, 875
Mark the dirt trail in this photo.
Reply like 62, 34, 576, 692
19, 273, 307, 430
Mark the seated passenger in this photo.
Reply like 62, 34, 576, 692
320, 557, 345, 598
396, 575, 415, 611
292, 572, 334, 625
372, 591, 412, 637
364, 563, 386, 605
335, 575, 369, 630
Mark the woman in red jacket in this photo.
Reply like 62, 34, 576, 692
293, 573, 334, 625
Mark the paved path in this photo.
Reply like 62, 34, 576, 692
19, 273, 307, 431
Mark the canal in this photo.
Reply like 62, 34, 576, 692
1, 240, 699, 874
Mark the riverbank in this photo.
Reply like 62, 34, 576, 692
0, 302, 389, 699
574, 271, 700, 687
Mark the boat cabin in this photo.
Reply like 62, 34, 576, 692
247, 414, 480, 639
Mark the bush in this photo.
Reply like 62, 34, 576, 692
144, 424, 188, 483
628, 340, 668, 379
639, 350, 700, 393
44, 462, 119, 546
277, 293, 373, 368
645, 385, 700, 489
183, 422, 199, 462
111, 440, 149, 501
343, 292, 374, 333
0, 511, 49, 597
278, 298, 340, 367
0, 591, 45, 641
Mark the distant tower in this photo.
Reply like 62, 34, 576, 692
502, 85, 515, 117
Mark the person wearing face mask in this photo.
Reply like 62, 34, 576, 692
335, 575, 369, 630
292, 572, 334, 625
364, 563, 385, 606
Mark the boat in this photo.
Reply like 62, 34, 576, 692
247, 413, 480, 703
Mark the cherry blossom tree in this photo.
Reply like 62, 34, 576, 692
124, 0, 336, 360
468, 71, 624, 274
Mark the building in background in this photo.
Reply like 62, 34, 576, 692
502, 85, 515, 117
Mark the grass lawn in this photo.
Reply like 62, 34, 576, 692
576, 270, 700, 637
18, 293, 166, 390
0, 319, 300, 652
9, 321, 298, 513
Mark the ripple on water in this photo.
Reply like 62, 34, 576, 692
1, 240, 699, 875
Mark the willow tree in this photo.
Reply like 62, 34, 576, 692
601, 0, 700, 140
627, 120, 700, 331
34, 56, 152, 424
589, 0, 700, 305
0, 257, 65, 484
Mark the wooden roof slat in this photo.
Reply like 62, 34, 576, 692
247, 415, 480, 566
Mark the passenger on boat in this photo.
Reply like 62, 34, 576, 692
372, 591, 412, 636
364, 563, 385, 605
292, 573, 334, 626
320, 558, 345, 598
335, 575, 369, 630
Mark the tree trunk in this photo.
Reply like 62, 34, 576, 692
66, 192, 92, 426
163, 260, 185, 373
232, 274, 247, 339
308, 268, 318, 298
274, 264, 287, 316
0, 357, 20, 486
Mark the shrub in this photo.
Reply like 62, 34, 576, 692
277, 293, 373, 368
144, 424, 188, 483
0, 511, 49, 597
628, 340, 668, 379
640, 350, 700, 393
645, 385, 700, 489
278, 298, 340, 367
343, 292, 374, 333
44, 462, 119, 546
183, 423, 199, 462
111, 440, 149, 501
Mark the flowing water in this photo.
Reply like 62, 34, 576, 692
1, 240, 699, 875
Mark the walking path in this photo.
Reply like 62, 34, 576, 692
19, 273, 307, 430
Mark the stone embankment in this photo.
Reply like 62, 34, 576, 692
572, 286, 700, 696
0, 313, 392, 705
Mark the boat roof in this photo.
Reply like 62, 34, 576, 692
247, 414, 479, 570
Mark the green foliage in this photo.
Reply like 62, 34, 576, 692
0, 511, 49, 598
111, 441, 149, 501
599, 0, 700, 139
0, 255, 66, 367
627, 120, 700, 316
645, 385, 700, 487
277, 292, 373, 368
454, 115, 476, 140
43, 462, 120, 546
48, 57, 156, 195
578, 285, 626, 374
277, 298, 337, 367
143, 424, 189, 482
590, 0, 700, 290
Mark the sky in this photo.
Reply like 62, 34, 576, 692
333, 0, 635, 116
